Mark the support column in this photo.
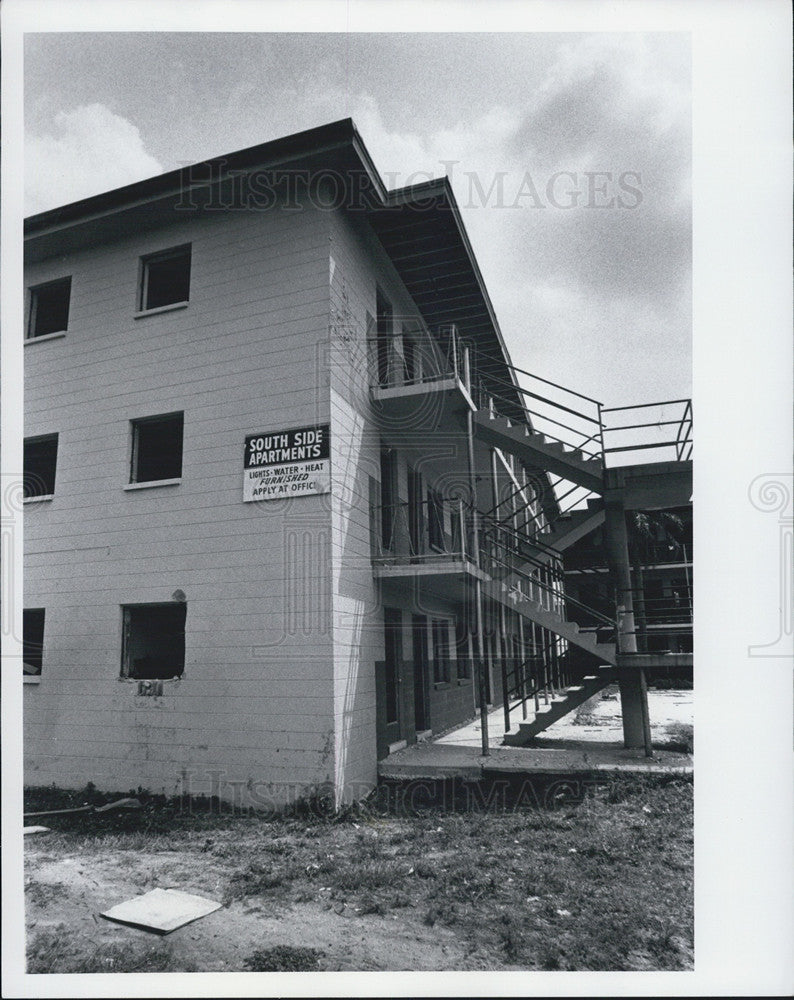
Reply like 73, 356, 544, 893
604, 502, 652, 753
466, 404, 489, 755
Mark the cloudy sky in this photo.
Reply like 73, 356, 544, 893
24, 31, 691, 408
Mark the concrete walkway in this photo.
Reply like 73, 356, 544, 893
379, 687, 693, 780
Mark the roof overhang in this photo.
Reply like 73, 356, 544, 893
367, 177, 520, 412
25, 118, 525, 417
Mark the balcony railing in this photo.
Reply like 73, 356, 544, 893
373, 496, 473, 565
369, 323, 471, 394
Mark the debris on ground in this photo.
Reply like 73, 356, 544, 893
100, 888, 222, 934
23, 826, 51, 836
24, 797, 142, 820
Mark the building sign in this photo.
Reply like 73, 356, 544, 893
243, 424, 330, 502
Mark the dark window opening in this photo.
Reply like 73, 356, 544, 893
122, 603, 186, 679
384, 607, 402, 725
131, 413, 183, 483
24, 435, 58, 499
28, 278, 71, 338
140, 246, 191, 311
407, 466, 424, 554
403, 338, 415, 382
402, 324, 419, 383
427, 488, 445, 551
23, 608, 45, 676
412, 614, 429, 731
432, 618, 451, 684
380, 447, 398, 551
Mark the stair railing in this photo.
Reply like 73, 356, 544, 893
601, 398, 693, 465
480, 513, 607, 596
485, 473, 595, 528
477, 517, 617, 638
502, 657, 547, 732
483, 386, 604, 459
500, 645, 596, 733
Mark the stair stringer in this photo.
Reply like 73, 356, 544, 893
482, 577, 617, 666
543, 503, 605, 553
473, 410, 605, 494
490, 504, 606, 579
503, 667, 615, 745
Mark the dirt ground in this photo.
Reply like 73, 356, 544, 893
25, 845, 500, 972
24, 762, 694, 973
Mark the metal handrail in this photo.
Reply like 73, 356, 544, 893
502, 361, 604, 407
484, 375, 603, 426
482, 513, 607, 584
506, 481, 596, 537
486, 389, 603, 457
601, 397, 693, 465
481, 532, 617, 630
601, 398, 693, 412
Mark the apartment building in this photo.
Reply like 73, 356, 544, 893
23, 119, 692, 806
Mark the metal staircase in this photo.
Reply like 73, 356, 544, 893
483, 575, 617, 666
369, 334, 692, 749
478, 515, 617, 666
473, 409, 606, 493
466, 362, 693, 745
503, 666, 616, 745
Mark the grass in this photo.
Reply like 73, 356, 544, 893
243, 945, 324, 972
27, 926, 187, 974
25, 774, 693, 971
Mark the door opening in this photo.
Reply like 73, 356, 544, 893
412, 614, 430, 732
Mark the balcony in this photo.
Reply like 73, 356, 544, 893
372, 496, 487, 602
369, 324, 477, 435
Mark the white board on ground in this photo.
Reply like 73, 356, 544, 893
100, 887, 221, 934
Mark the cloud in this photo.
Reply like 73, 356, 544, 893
298, 56, 690, 403
26, 104, 163, 214
504, 34, 691, 309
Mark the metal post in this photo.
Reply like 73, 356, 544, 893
541, 628, 551, 701
518, 614, 528, 719
499, 602, 510, 733
597, 401, 606, 460
466, 407, 489, 756
531, 621, 541, 711
605, 502, 653, 755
